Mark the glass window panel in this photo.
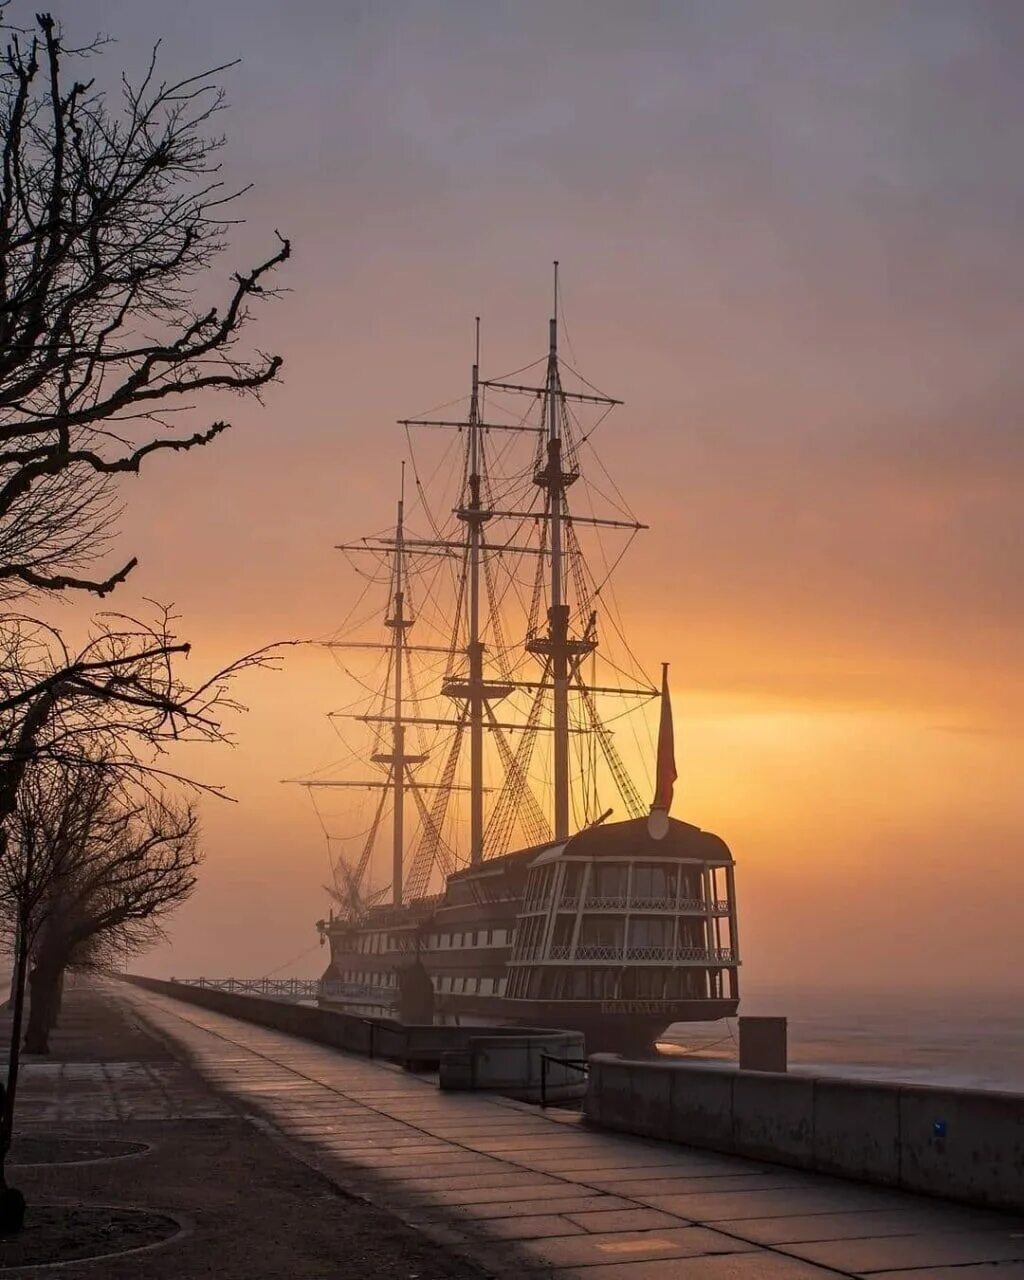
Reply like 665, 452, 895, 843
580, 917, 624, 947
592, 863, 627, 898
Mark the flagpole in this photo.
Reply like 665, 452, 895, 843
648, 662, 676, 839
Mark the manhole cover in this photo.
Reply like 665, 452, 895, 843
0, 1205, 179, 1270
9, 1136, 149, 1166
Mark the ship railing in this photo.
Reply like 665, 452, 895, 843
556, 895, 731, 913
545, 945, 734, 963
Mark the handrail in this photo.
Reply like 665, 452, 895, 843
539, 1052, 589, 1108
544, 945, 734, 963
556, 896, 731, 913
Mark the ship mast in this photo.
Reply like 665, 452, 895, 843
546, 266, 571, 839
465, 320, 487, 863
386, 473, 409, 904
297, 268, 657, 906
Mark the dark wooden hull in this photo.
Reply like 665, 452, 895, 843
320, 989, 738, 1056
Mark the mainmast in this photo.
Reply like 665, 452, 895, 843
547, 267, 570, 839
526, 263, 590, 840
465, 321, 487, 863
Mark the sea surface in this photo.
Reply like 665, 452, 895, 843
659, 987, 1024, 1093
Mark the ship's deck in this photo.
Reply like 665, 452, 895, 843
111, 981, 1024, 1279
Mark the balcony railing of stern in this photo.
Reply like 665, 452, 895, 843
557, 895, 731, 913
546, 945, 734, 963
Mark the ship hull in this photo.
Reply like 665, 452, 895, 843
319, 815, 742, 1056
318, 989, 737, 1056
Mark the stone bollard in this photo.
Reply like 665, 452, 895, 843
738, 1016, 787, 1072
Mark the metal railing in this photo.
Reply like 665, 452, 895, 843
556, 895, 731, 913
540, 1053, 589, 1108
320, 980, 394, 1004
174, 977, 320, 1002
544, 945, 734, 963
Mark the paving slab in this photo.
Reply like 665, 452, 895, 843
719, 1207, 1024, 1245
467, 1213, 587, 1240
609, 1174, 815, 1198
581, 1162, 771, 1185
563, 1206, 692, 1232
514, 1223, 755, 1269
643, 1185, 917, 1222
452, 1195, 637, 1220
554, 1251, 840, 1280
415, 1180, 600, 1206
869, 1268, 1024, 1280
780, 1230, 1024, 1273
403, 1171, 571, 1192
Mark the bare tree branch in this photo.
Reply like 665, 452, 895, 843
0, 13, 289, 600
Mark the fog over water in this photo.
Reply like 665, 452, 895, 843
662, 987, 1024, 1093
24, 1, 1020, 1024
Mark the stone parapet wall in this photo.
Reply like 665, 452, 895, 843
585, 1054, 1024, 1213
121, 975, 582, 1100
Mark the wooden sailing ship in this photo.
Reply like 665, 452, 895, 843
297, 269, 739, 1054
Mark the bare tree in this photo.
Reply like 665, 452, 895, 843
0, 9, 291, 816
0, 760, 200, 1199
0, 607, 280, 823
0, 11, 289, 600
0, 11, 292, 1231
22, 772, 199, 1054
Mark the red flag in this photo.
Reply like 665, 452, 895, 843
651, 663, 676, 813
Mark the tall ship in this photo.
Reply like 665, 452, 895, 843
299, 270, 740, 1054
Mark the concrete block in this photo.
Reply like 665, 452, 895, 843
438, 1049, 474, 1090
627, 1060, 675, 1138
584, 1054, 634, 1131
739, 1017, 788, 1072
814, 1077, 900, 1185
733, 1070, 814, 1167
899, 1083, 1024, 1212
668, 1063, 736, 1153
341, 1017, 373, 1055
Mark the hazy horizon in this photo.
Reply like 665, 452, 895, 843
35, 0, 1021, 1000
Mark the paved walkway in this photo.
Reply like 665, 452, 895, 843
116, 981, 1024, 1280
5, 982, 484, 1278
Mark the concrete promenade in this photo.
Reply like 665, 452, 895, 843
113, 980, 1024, 1280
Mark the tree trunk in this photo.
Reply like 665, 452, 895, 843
22, 961, 61, 1056
1, 911, 31, 1192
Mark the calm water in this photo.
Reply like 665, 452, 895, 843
659, 987, 1024, 1093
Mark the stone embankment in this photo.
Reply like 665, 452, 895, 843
125, 974, 585, 1102
585, 1054, 1024, 1213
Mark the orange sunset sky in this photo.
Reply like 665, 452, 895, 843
53, 0, 1022, 995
